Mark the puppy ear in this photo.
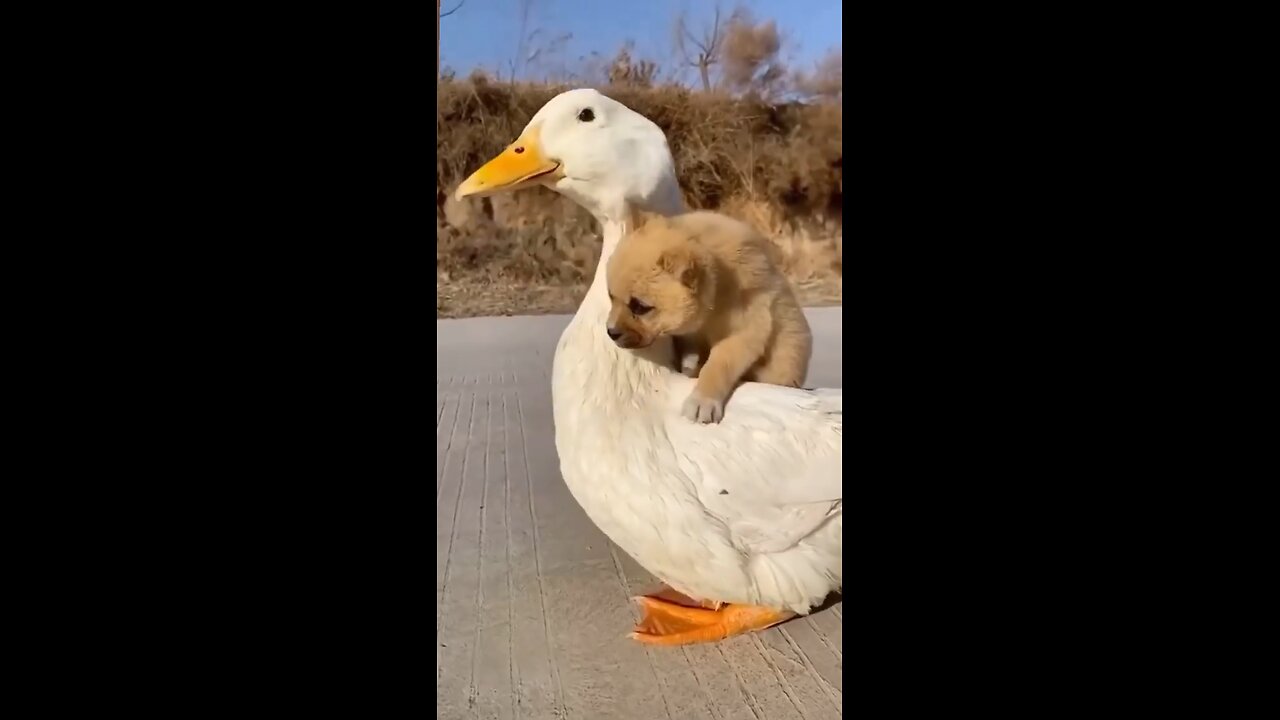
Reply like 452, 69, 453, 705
658, 246, 683, 272
660, 248, 700, 288
680, 263, 700, 289
680, 236, 704, 288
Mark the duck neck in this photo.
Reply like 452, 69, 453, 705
585, 193, 686, 318
556, 203, 683, 401
579, 214, 630, 321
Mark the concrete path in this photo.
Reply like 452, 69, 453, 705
436, 307, 843, 720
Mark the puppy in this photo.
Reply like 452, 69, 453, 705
605, 210, 813, 423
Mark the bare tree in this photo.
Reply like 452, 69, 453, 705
524, 29, 574, 82
510, 0, 536, 81
673, 5, 724, 92
576, 50, 608, 85
437, 0, 467, 78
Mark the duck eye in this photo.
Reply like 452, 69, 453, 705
628, 298, 652, 315
577, 108, 595, 123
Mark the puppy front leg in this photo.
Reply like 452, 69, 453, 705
682, 311, 772, 424
751, 320, 812, 387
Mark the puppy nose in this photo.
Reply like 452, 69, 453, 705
606, 326, 622, 340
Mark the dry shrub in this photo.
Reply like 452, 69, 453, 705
436, 77, 842, 314
720, 10, 787, 98
795, 46, 843, 103
606, 42, 659, 88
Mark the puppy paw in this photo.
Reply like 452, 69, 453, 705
681, 392, 725, 424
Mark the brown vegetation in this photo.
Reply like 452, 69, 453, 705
436, 5, 841, 319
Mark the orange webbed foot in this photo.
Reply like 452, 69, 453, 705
628, 596, 794, 646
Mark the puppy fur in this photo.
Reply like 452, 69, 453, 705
605, 210, 813, 423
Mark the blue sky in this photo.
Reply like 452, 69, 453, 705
439, 0, 841, 83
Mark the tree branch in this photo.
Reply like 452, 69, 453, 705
440, 0, 465, 18
707, 7, 722, 54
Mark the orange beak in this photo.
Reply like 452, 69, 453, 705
455, 125, 561, 199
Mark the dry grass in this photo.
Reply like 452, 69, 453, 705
436, 277, 841, 320
436, 77, 842, 318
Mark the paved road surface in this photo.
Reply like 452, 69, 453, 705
437, 307, 842, 720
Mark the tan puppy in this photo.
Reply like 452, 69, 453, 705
605, 210, 813, 423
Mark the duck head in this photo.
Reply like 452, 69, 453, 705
455, 88, 683, 222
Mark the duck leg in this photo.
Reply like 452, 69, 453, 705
629, 596, 795, 646
643, 586, 723, 610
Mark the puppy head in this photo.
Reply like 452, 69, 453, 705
605, 216, 714, 349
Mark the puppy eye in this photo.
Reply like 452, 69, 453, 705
628, 298, 652, 315
577, 108, 595, 122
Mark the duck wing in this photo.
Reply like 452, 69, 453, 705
662, 377, 842, 554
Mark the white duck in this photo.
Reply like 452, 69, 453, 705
456, 89, 841, 646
